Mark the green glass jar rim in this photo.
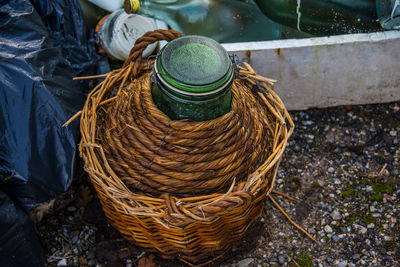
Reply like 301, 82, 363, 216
154, 60, 234, 97
156, 35, 233, 93
153, 81, 232, 105
156, 59, 234, 92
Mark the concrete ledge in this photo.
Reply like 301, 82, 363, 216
223, 30, 400, 110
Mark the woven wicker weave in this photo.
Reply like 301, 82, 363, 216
77, 29, 294, 266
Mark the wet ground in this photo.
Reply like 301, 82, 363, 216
38, 102, 400, 267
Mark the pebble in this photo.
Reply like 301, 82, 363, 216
353, 224, 367, 234
308, 228, 316, 234
353, 254, 361, 261
278, 256, 285, 264
302, 120, 315, 126
331, 209, 342, 221
328, 167, 335, 173
270, 257, 278, 263
370, 206, 377, 212
332, 235, 340, 242
367, 223, 375, 229
337, 260, 348, 267
334, 179, 341, 185
324, 225, 333, 233
366, 186, 373, 192
67, 206, 77, 212
57, 259, 67, 266
238, 258, 253, 267
384, 236, 392, 241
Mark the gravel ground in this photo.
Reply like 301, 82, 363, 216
38, 102, 400, 267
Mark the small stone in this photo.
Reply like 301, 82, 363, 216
328, 167, 335, 173
331, 209, 342, 221
334, 147, 341, 153
389, 130, 397, 136
353, 224, 367, 234
332, 235, 340, 242
67, 206, 77, 212
57, 259, 67, 266
367, 223, 375, 229
384, 194, 393, 202
366, 186, 373, 192
238, 258, 253, 267
334, 179, 341, 185
278, 256, 285, 264
324, 225, 333, 233
353, 254, 361, 261
389, 217, 397, 224
302, 120, 314, 126
270, 257, 278, 263
308, 228, 316, 234
372, 213, 381, 217
337, 260, 348, 267
384, 236, 392, 241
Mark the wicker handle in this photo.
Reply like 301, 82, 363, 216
123, 29, 183, 69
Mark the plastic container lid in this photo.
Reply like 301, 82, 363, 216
98, 9, 168, 60
156, 36, 233, 94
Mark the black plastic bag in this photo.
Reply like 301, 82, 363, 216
0, 191, 45, 267
0, 0, 99, 211
0, 0, 104, 265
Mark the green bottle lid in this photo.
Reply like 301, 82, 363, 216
155, 35, 233, 94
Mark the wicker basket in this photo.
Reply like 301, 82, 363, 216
77, 30, 294, 266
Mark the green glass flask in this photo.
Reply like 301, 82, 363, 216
123, 0, 282, 43
151, 35, 233, 121
253, 0, 381, 36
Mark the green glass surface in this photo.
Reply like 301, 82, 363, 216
169, 43, 221, 83
152, 35, 233, 121
151, 83, 232, 121
254, 0, 380, 36
157, 35, 232, 93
